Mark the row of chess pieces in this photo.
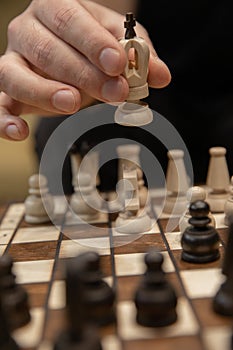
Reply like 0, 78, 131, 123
23, 144, 233, 233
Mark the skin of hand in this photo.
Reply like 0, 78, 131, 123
0, 0, 171, 141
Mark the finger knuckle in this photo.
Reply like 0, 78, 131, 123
0, 56, 9, 90
7, 17, 19, 41
53, 7, 77, 32
74, 66, 91, 90
31, 38, 53, 70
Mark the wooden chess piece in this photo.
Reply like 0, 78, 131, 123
137, 167, 150, 209
206, 147, 230, 212
213, 217, 233, 316
53, 253, 103, 350
74, 252, 116, 327
0, 254, 31, 331
115, 167, 152, 234
0, 297, 19, 350
181, 200, 220, 263
224, 176, 233, 226
70, 172, 101, 221
163, 149, 189, 215
114, 13, 153, 126
134, 251, 177, 327
179, 186, 216, 232
24, 173, 54, 224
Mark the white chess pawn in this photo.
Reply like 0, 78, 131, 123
206, 147, 230, 212
163, 149, 189, 215
70, 172, 101, 221
224, 176, 233, 226
179, 186, 216, 232
24, 174, 54, 224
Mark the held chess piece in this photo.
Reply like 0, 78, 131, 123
206, 147, 230, 212
181, 200, 220, 263
134, 251, 177, 327
224, 176, 233, 226
179, 186, 216, 232
114, 13, 153, 126
54, 254, 103, 350
70, 172, 101, 221
0, 254, 31, 331
163, 149, 189, 215
24, 173, 54, 224
115, 167, 152, 234
213, 217, 233, 316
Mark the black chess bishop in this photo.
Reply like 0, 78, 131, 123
134, 250, 178, 327
181, 200, 220, 263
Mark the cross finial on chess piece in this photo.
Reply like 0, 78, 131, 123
124, 12, 136, 39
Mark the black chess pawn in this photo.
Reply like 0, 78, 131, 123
134, 251, 177, 327
181, 200, 220, 263
213, 217, 233, 316
0, 298, 19, 350
76, 251, 116, 327
0, 254, 31, 331
54, 254, 102, 350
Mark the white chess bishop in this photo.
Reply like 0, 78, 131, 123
206, 147, 230, 212
24, 174, 54, 224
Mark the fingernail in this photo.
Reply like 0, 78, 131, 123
102, 78, 125, 102
99, 48, 121, 75
6, 124, 21, 140
52, 90, 76, 112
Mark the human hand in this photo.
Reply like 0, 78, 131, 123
0, 0, 171, 140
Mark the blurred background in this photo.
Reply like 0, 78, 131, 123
0, 0, 39, 204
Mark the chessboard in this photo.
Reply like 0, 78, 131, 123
0, 189, 232, 350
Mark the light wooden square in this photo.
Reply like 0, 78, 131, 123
13, 260, 54, 284
13, 226, 60, 244
180, 268, 224, 298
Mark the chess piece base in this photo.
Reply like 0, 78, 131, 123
24, 214, 51, 224
115, 211, 152, 234
181, 250, 220, 264
114, 102, 153, 127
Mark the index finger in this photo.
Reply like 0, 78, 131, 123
31, 0, 127, 76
